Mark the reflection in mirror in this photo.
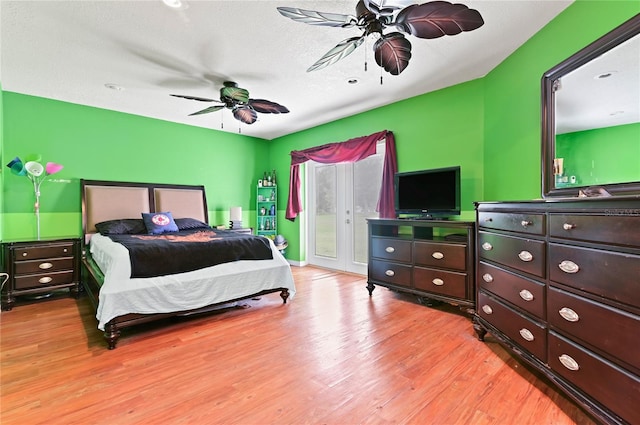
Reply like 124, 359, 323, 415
542, 14, 640, 198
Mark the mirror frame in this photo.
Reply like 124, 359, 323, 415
541, 14, 640, 198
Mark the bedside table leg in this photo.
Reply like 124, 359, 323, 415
2, 295, 15, 311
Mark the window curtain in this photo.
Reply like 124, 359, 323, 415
286, 130, 397, 221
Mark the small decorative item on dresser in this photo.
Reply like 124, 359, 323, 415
6, 156, 64, 240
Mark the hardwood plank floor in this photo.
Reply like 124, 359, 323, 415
1, 266, 596, 425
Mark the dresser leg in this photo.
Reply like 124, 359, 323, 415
473, 317, 487, 341
366, 283, 375, 296
1, 295, 15, 311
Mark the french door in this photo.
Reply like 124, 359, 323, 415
307, 144, 385, 274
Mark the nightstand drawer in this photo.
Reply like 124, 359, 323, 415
14, 243, 75, 261
15, 271, 76, 290
15, 257, 75, 275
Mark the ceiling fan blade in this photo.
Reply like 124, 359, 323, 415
248, 99, 290, 114
394, 1, 484, 39
233, 106, 258, 125
277, 7, 357, 28
307, 36, 366, 72
220, 86, 249, 104
374, 32, 412, 75
188, 105, 224, 116
170, 94, 217, 102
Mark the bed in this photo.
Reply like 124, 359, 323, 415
81, 179, 295, 349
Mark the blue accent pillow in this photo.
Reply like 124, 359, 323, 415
142, 212, 179, 235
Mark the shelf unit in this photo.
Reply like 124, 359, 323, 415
256, 185, 277, 237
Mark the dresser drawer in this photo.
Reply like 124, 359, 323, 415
548, 287, 639, 372
414, 267, 466, 298
414, 241, 466, 271
478, 232, 545, 278
549, 243, 640, 307
550, 213, 640, 247
371, 238, 412, 262
478, 262, 545, 319
369, 259, 412, 287
478, 212, 545, 235
14, 271, 75, 290
13, 243, 75, 261
14, 257, 74, 275
548, 331, 640, 425
478, 291, 547, 361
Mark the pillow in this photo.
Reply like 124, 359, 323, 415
95, 219, 146, 235
174, 217, 210, 231
142, 212, 179, 235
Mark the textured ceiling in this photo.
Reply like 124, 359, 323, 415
1, 0, 574, 140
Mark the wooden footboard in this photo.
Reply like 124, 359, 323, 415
82, 255, 289, 350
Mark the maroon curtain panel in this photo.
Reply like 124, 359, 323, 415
286, 130, 397, 221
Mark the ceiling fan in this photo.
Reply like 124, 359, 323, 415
171, 81, 289, 125
277, 0, 484, 75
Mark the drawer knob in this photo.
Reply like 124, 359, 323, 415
482, 242, 493, 251
484, 217, 493, 222
518, 251, 533, 262
559, 260, 579, 274
432, 278, 444, 286
481, 305, 493, 315
559, 354, 580, 371
521, 220, 532, 227
431, 252, 444, 260
385, 269, 395, 277
519, 328, 534, 342
562, 223, 576, 230
482, 273, 493, 283
385, 246, 395, 253
559, 307, 580, 322
39, 277, 53, 284
63, 248, 68, 253
22, 252, 28, 257
39, 262, 53, 270
519, 289, 534, 301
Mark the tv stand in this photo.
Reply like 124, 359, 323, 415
367, 218, 475, 314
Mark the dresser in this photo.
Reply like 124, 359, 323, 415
1, 238, 81, 310
367, 218, 475, 312
474, 199, 640, 425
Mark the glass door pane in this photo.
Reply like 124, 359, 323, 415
314, 164, 338, 259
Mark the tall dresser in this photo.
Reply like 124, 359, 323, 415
474, 198, 639, 425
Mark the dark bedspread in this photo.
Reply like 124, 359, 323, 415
107, 229, 273, 278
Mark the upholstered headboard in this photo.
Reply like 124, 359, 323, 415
81, 179, 208, 244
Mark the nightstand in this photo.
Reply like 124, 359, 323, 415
1, 237, 81, 311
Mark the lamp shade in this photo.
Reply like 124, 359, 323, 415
6, 157, 26, 176
45, 162, 64, 175
25, 161, 44, 177
230, 206, 242, 221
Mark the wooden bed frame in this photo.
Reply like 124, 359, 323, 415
81, 179, 290, 349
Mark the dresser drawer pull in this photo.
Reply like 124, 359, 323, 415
385, 270, 395, 277
519, 328, 534, 341
562, 223, 576, 230
482, 273, 493, 283
385, 246, 395, 253
22, 252, 28, 257
558, 260, 579, 274
518, 251, 533, 262
519, 289, 534, 301
521, 220, 532, 227
559, 307, 580, 322
483, 217, 493, 222
481, 305, 493, 315
38, 262, 53, 270
559, 354, 580, 371
432, 278, 444, 286
39, 277, 53, 284
431, 252, 444, 260
482, 242, 493, 251
63, 248, 69, 253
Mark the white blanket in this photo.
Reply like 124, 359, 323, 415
90, 233, 296, 330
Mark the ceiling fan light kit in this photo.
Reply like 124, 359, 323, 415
277, 0, 484, 75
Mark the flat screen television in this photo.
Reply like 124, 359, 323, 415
394, 166, 461, 218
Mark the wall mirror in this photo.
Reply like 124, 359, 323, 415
542, 14, 640, 198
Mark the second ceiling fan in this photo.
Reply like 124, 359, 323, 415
277, 0, 484, 75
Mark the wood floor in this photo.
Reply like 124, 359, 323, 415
1, 266, 596, 425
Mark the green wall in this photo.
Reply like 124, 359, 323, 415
2, 93, 269, 240
1, 1, 638, 264
556, 122, 640, 187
